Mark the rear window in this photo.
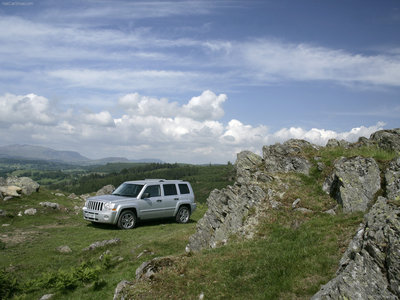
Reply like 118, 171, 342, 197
178, 184, 190, 194
163, 184, 177, 196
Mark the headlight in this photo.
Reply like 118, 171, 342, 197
104, 202, 115, 210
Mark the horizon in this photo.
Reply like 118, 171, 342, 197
1, 0, 399, 164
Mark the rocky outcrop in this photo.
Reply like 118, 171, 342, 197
262, 139, 313, 175
312, 197, 400, 299
186, 182, 266, 252
323, 156, 381, 213
385, 158, 400, 201
96, 184, 115, 196
235, 151, 263, 184
370, 128, 400, 152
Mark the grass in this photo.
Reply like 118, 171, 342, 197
0, 188, 207, 299
126, 212, 363, 300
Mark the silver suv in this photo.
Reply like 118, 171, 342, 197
82, 179, 196, 229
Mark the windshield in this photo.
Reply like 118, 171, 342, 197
112, 183, 144, 197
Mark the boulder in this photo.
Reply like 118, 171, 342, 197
370, 128, 400, 152
96, 184, 115, 196
262, 139, 312, 175
40, 202, 60, 210
5, 176, 39, 195
326, 139, 351, 149
385, 158, 400, 201
0, 186, 22, 197
323, 156, 381, 213
186, 183, 266, 252
24, 208, 37, 215
312, 197, 400, 299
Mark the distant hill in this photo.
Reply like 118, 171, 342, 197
0, 144, 162, 165
0, 144, 89, 163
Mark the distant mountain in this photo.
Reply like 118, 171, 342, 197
0, 144, 89, 163
0, 144, 163, 165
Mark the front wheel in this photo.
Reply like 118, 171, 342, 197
117, 210, 137, 229
176, 206, 190, 224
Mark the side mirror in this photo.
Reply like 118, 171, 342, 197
141, 192, 150, 199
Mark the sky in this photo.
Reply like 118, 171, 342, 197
0, 0, 399, 164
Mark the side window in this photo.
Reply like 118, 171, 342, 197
144, 185, 161, 197
178, 184, 190, 194
163, 184, 177, 196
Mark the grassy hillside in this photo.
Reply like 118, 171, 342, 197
0, 145, 397, 299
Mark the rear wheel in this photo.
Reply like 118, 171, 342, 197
117, 210, 137, 229
176, 206, 190, 224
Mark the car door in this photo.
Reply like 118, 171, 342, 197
137, 184, 164, 220
161, 183, 180, 217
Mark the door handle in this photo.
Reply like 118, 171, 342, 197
156, 199, 162, 202
174, 198, 179, 200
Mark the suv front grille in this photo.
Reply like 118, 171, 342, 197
87, 201, 104, 211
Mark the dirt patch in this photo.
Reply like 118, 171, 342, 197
0, 229, 39, 245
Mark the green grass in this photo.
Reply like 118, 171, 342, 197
126, 212, 362, 300
0, 189, 207, 299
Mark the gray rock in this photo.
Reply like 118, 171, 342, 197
186, 183, 266, 252
54, 192, 64, 197
0, 209, 6, 217
370, 128, 400, 152
294, 207, 313, 214
56, 245, 72, 253
0, 185, 22, 197
385, 157, 400, 201
68, 193, 78, 199
80, 193, 91, 201
96, 184, 115, 196
312, 197, 400, 299
324, 208, 336, 216
39, 202, 60, 210
326, 139, 351, 149
0, 177, 6, 186
113, 280, 132, 300
39, 294, 54, 300
323, 156, 381, 213
135, 256, 176, 281
292, 198, 301, 208
235, 151, 263, 184
24, 208, 37, 215
83, 238, 121, 251
5, 176, 39, 195
262, 139, 312, 175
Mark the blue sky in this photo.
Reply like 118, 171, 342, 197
0, 0, 399, 163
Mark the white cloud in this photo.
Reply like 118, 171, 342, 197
182, 90, 227, 120
239, 40, 400, 87
272, 122, 386, 146
0, 93, 55, 125
85, 111, 115, 127
0, 91, 389, 163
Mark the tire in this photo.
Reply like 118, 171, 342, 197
117, 210, 137, 229
176, 206, 190, 224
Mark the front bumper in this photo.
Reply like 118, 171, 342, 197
83, 207, 118, 224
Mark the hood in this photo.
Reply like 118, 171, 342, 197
87, 194, 138, 203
